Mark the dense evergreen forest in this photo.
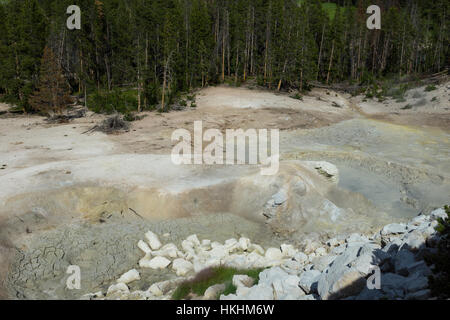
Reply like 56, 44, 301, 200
0, 0, 448, 113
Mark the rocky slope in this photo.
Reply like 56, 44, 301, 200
83, 208, 448, 300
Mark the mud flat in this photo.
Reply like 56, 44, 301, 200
0, 82, 449, 299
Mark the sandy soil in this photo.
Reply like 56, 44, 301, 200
351, 82, 450, 130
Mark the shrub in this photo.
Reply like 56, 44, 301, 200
427, 206, 450, 299
425, 84, 437, 92
88, 88, 138, 114
171, 266, 264, 300
290, 93, 303, 100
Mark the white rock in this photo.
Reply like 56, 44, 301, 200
430, 208, 447, 220
238, 237, 251, 251
148, 283, 163, 296
315, 247, 327, 256
107, 283, 129, 296
137, 240, 151, 254
153, 243, 180, 259
280, 244, 297, 257
186, 234, 201, 246
232, 275, 255, 288
145, 231, 162, 250
402, 231, 426, 250
209, 245, 229, 260
204, 284, 226, 300
249, 244, 265, 255
201, 239, 211, 248
318, 265, 365, 300
382, 223, 408, 235
299, 270, 321, 294
293, 252, 308, 264
221, 284, 273, 300
346, 233, 369, 244
211, 241, 222, 249
410, 215, 429, 226
138, 253, 152, 268
303, 240, 321, 254
259, 267, 304, 300
281, 259, 303, 274
246, 252, 267, 268
145, 256, 171, 269
172, 258, 193, 276
312, 255, 337, 272
265, 247, 283, 261
224, 238, 239, 252
117, 269, 140, 284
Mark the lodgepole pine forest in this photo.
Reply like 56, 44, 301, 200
0, 0, 448, 113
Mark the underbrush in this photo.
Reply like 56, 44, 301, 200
172, 266, 264, 300
427, 205, 450, 299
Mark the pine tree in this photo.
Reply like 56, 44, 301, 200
29, 47, 72, 114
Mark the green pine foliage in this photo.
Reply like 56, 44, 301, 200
427, 206, 450, 299
0, 0, 448, 113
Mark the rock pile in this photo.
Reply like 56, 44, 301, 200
83, 208, 446, 300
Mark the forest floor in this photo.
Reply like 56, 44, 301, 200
0, 81, 449, 299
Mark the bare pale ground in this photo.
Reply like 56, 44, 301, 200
0, 83, 449, 299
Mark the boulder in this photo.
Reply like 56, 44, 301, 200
405, 289, 431, 300
148, 283, 163, 297
249, 244, 265, 255
221, 284, 274, 300
350, 244, 389, 275
259, 267, 304, 300
346, 233, 369, 244
137, 240, 151, 254
186, 234, 201, 246
401, 231, 426, 251
233, 275, 255, 288
394, 249, 416, 276
315, 247, 327, 256
299, 270, 321, 294
382, 223, 408, 236
280, 244, 297, 257
409, 215, 429, 227
293, 252, 308, 264
145, 231, 162, 250
265, 247, 283, 261
318, 264, 365, 300
312, 255, 337, 272
172, 258, 193, 276
430, 208, 447, 220
405, 274, 428, 293
181, 240, 196, 256
380, 273, 408, 298
238, 237, 251, 251
143, 256, 171, 269
107, 283, 129, 296
153, 243, 180, 259
117, 269, 140, 284
204, 284, 226, 300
